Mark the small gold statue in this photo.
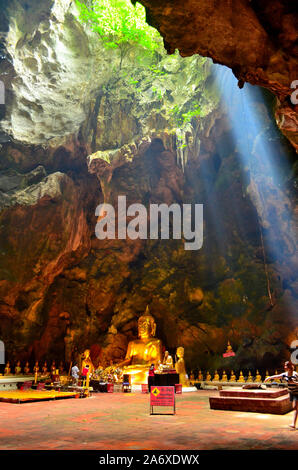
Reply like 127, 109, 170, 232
24, 361, 30, 375
42, 362, 48, 375
4, 361, 11, 375
190, 371, 195, 384
265, 370, 269, 381
198, 370, 203, 381
237, 370, 245, 382
223, 341, 235, 357
255, 370, 262, 382
50, 361, 56, 375
206, 371, 211, 381
163, 351, 174, 369
212, 370, 220, 381
221, 370, 228, 382
247, 371, 253, 382
274, 370, 281, 383
14, 360, 22, 375
117, 306, 163, 384
229, 370, 236, 382
175, 346, 190, 386
33, 361, 39, 374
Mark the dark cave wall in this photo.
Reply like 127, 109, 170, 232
0, 106, 296, 373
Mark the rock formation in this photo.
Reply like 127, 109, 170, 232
138, 0, 298, 151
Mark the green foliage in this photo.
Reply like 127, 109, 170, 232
75, 0, 160, 56
170, 102, 201, 128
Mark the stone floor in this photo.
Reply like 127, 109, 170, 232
0, 390, 297, 450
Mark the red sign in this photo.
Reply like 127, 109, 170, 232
150, 386, 175, 407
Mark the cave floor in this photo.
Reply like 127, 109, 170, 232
0, 390, 297, 450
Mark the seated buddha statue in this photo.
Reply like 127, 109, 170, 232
175, 346, 190, 386
221, 370, 228, 382
24, 361, 30, 375
14, 360, 22, 375
50, 361, 56, 375
206, 371, 211, 381
255, 370, 262, 382
4, 361, 11, 375
162, 351, 174, 370
229, 370, 236, 382
247, 371, 253, 382
117, 306, 163, 384
42, 362, 48, 375
212, 370, 220, 382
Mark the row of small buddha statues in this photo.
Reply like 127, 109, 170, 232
2, 360, 66, 376
189, 369, 284, 383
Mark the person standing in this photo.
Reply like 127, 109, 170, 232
265, 361, 298, 429
148, 363, 155, 392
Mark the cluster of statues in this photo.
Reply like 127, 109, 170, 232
114, 307, 190, 385
76, 307, 190, 386
5, 307, 254, 387
2, 360, 66, 377
189, 369, 275, 383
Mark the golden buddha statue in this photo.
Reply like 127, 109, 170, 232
206, 371, 211, 381
4, 361, 11, 375
42, 362, 48, 375
237, 370, 245, 383
265, 370, 269, 381
175, 346, 190, 386
59, 361, 64, 375
190, 370, 195, 384
212, 370, 220, 381
221, 370, 228, 382
198, 370, 203, 381
274, 370, 281, 383
81, 349, 94, 375
163, 351, 174, 369
118, 306, 162, 384
255, 370, 262, 382
247, 371, 253, 382
229, 370, 236, 382
50, 361, 56, 375
223, 341, 235, 357
24, 361, 30, 375
14, 361, 22, 375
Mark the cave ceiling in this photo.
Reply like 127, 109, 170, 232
137, 0, 298, 151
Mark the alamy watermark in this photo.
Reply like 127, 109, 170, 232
291, 340, 298, 365
290, 80, 298, 105
0, 340, 4, 364
95, 196, 203, 250
0, 80, 4, 105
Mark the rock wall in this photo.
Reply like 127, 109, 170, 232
138, 0, 298, 151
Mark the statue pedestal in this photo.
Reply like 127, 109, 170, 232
209, 387, 291, 414
0, 376, 35, 390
